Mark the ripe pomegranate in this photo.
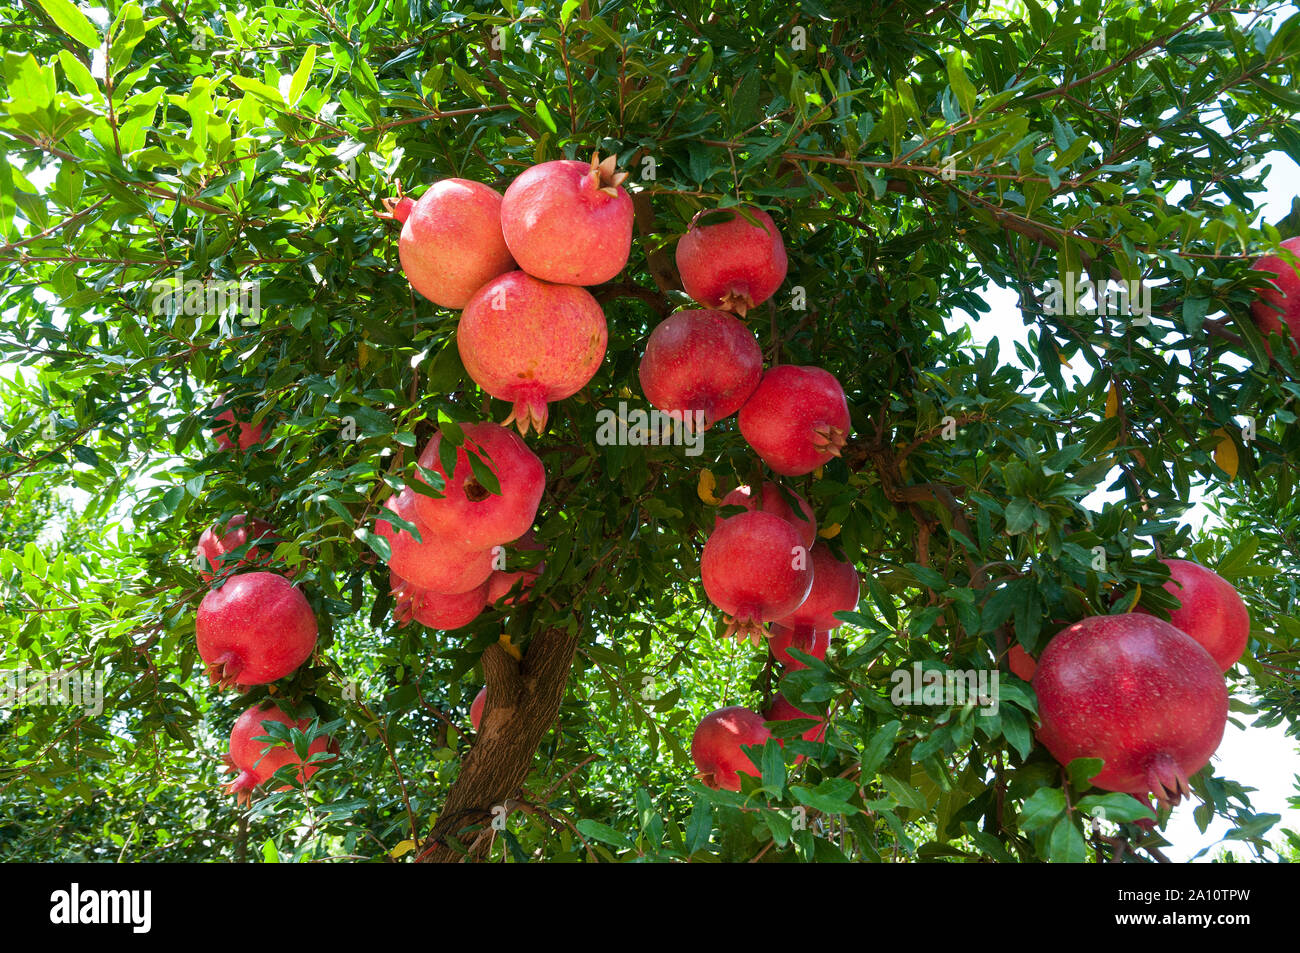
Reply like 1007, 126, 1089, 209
486, 530, 545, 606
1033, 614, 1228, 807
196, 572, 317, 688
211, 395, 266, 451
1248, 235, 1300, 354
738, 365, 851, 476
762, 694, 828, 764
713, 482, 817, 548
458, 271, 608, 435
226, 704, 334, 805
500, 152, 633, 285
675, 206, 788, 315
470, 687, 486, 731
1153, 559, 1250, 672
374, 487, 496, 594
637, 309, 762, 430
768, 623, 829, 670
383, 178, 515, 309
700, 511, 813, 643
197, 515, 279, 582
772, 543, 859, 632
691, 706, 772, 791
391, 572, 488, 630
412, 422, 544, 550
1007, 644, 1037, 681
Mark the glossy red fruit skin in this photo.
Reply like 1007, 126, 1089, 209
1032, 614, 1228, 806
391, 572, 488, 630
713, 482, 817, 548
500, 159, 633, 285
196, 572, 317, 688
486, 530, 545, 606
374, 487, 495, 594
470, 687, 486, 731
768, 623, 829, 670
675, 207, 788, 315
397, 179, 515, 309
412, 423, 545, 550
1007, 644, 1037, 681
691, 706, 772, 791
197, 515, 279, 582
700, 511, 813, 643
1248, 235, 1300, 355
762, 694, 827, 764
1157, 559, 1250, 672
226, 705, 333, 804
773, 543, 859, 632
738, 365, 851, 476
211, 396, 266, 451
458, 271, 608, 436
638, 309, 762, 429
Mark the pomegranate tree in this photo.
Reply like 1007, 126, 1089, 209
225, 704, 334, 805
768, 623, 829, 670
196, 572, 317, 688
772, 543, 860, 633
374, 487, 496, 594
690, 706, 772, 791
412, 422, 545, 550
1249, 235, 1300, 354
1032, 614, 1228, 807
197, 515, 280, 582
738, 365, 851, 476
384, 178, 516, 309
1156, 559, 1250, 671
675, 207, 788, 315
638, 309, 762, 430
700, 511, 813, 642
713, 482, 817, 548
458, 270, 608, 435
391, 573, 489, 630
500, 153, 633, 285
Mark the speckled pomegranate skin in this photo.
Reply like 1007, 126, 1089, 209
391, 572, 489, 630
691, 706, 772, 790
196, 572, 317, 686
773, 543, 859, 632
675, 207, 788, 313
701, 510, 813, 638
398, 179, 515, 308
1157, 559, 1250, 671
713, 482, 817, 548
738, 365, 851, 476
1249, 235, 1300, 355
768, 623, 830, 670
638, 309, 762, 428
374, 487, 495, 594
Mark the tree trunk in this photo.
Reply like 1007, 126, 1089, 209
418, 626, 578, 862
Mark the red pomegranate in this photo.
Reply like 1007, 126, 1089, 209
1144, 559, 1250, 671
762, 694, 828, 764
738, 365, 851, 476
1248, 235, 1300, 354
211, 395, 266, 452
470, 687, 486, 731
196, 572, 317, 688
713, 482, 817, 548
500, 153, 633, 286
675, 207, 788, 315
638, 309, 762, 430
772, 543, 859, 632
1007, 644, 1037, 681
391, 572, 488, 630
383, 178, 515, 308
412, 423, 545, 550
701, 511, 813, 643
691, 706, 772, 791
486, 530, 546, 606
374, 487, 496, 594
458, 271, 608, 435
226, 704, 334, 805
768, 623, 829, 670
1033, 614, 1228, 807
197, 515, 280, 582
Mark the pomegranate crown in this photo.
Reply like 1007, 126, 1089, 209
588, 151, 629, 198
377, 180, 414, 224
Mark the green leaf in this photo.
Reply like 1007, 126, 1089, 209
575, 818, 633, 849
36, 0, 100, 49
288, 45, 317, 105
1018, 788, 1066, 831
945, 52, 977, 115
1048, 815, 1087, 863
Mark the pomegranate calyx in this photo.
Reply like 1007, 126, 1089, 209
810, 423, 847, 457
717, 288, 754, 317
1145, 752, 1191, 808
588, 151, 627, 196
502, 393, 550, 437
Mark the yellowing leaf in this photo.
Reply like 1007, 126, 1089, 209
1059, 351, 1072, 368
390, 839, 416, 859
498, 633, 522, 661
358, 340, 371, 367
1213, 428, 1239, 479
697, 469, 722, 505
818, 522, 841, 539
814, 465, 825, 480
1104, 382, 1119, 419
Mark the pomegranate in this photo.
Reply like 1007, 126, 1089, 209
1007, 644, 1037, 681
738, 365, 852, 476
772, 543, 859, 632
458, 270, 608, 435
486, 530, 545, 606
197, 515, 279, 582
1248, 235, 1300, 354
383, 178, 516, 309
700, 510, 813, 643
412, 422, 545, 550
1153, 559, 1251, 671
675, 206, 788, 315
211, 395, 266, 451
768, 623, 829, 670
1032, 614, 1228, 807
690, 706, 772, 791
713, 482, 817, 548
225, 704, 334, 805
196, 572, 317, 688
637, 309, 762, 430
374, 487, 496, 594
500, 152, 633, 285
470, 687, 486, 731
762, 694, 828, 764
391, 572, 488, 630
